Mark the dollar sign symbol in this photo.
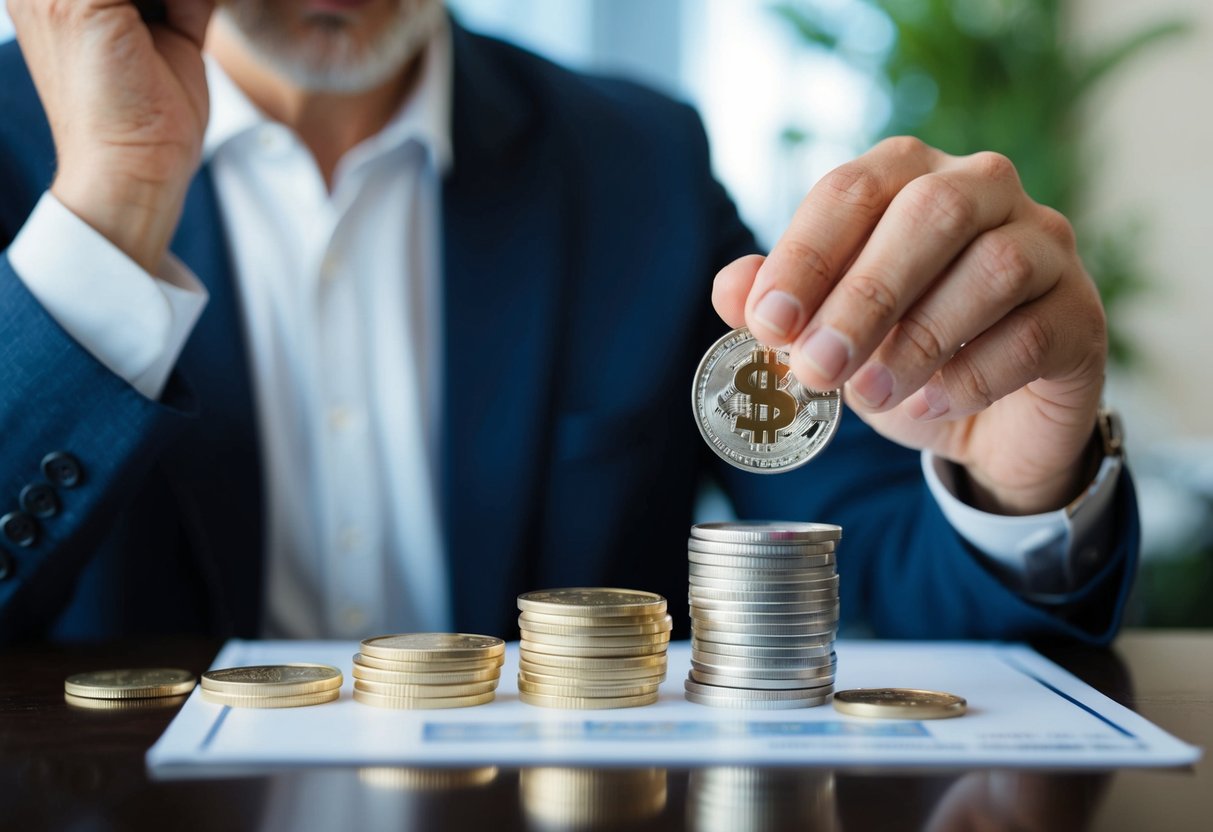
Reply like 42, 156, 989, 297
732, 349, 798, 445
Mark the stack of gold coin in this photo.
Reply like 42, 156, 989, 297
352, 633, 505, 709
64, 668, 195, 710
517, 588, 670, 709
686, 521, 841, 709
200, 664, 343, 708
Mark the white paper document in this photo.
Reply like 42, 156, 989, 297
147, 640, 1200, 777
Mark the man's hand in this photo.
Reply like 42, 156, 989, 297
713, 137, 1107, 516
9, 0, 215, 271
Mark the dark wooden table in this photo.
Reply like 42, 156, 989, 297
2, 631, 1208, 831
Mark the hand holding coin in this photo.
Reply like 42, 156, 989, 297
712, 137, 1107, 514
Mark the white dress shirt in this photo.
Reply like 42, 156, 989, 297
5, 23, 1121, 637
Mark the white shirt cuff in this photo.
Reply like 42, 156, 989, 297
7, 192, 208, 399
922, 449, 1123, 600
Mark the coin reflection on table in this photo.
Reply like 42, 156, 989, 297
687, 767, 838, 832
357, 766, 500, 791
63, 692, 189, 711
521, 767, 668, 830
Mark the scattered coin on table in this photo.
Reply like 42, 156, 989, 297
832, 688, 967, 719
200, 663, 342, 708
686, 521, 842, 709
517, 588, 670, 709
353, 633, 504, 709
64, 668, 196, 701
692, 327, 842, 473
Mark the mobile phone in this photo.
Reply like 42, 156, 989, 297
134, 0, 168, 25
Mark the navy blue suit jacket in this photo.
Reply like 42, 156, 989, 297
0, 24, 1138, 645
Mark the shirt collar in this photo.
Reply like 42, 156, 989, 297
202, 17, 454, 173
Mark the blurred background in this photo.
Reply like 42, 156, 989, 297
2, 0, 1209, 626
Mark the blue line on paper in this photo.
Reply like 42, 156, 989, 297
199, 706, 232, 752
1004, 657, 1136, 740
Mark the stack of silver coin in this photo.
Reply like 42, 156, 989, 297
685, 521, 841, 709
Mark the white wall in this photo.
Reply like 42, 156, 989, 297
1073, 0, 1213, 442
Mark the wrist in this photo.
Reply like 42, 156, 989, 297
51, 168, 189, 273
961, 427, 1105, 517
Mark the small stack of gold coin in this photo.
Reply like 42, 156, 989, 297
686, 521, 842, 709
200, 663, 343, 708
517, 588, 671, 709
64, 668, 196, 710
352, 633, 505, 709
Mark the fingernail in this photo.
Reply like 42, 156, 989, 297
752, 291, 803, 339
800, 327, 851, 381
912, 382, 950, 420
852, 363, 893, 409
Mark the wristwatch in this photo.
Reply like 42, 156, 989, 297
1066, 406, 1125, 518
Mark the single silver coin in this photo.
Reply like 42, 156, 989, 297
688, 563, 836, 582
687, 552, 836, 570
690, 651, 837, 672
692, 328, 842, 473
686, 539, 836, 556
685, 676, 835, 701
691, 521, 842, 544
688, 597, 839, 615
692, 621, 840, 638
690, 667, 836, 689
691, 657, 837, 678
689, 606, 841, 626
691, 638, 835, 660
688, 574, 840, 593
689, 629, 836, 647
684, 690, 832, 709
688, 585, 839, 603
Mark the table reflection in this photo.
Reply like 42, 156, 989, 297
688, 767, 838, 831
521, 768, 668, 830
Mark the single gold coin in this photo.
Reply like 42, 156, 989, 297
353, 653, 503, 672
200, 687, 340, 709
518, 665, 666, 686
360, 633, 505, 661
64, 692, 188, 711
519, 651, 668, 671
352, 688, 496, 709
200, 664, 342, 697
517, 609, 669, 627
518, 630, 671, 649
353, 678, 499, 697
517, 678, 662, 699
519, 690, 659, 710
64, 668, 196, 700
519, 639, 668, 658
832, 688, 967, 719
517, 588, 667, 618
351, 664, 501, 685
517, 614, 673, 637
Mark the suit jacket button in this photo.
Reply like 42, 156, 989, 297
0, 512, 38, 547
20, 483, 59, 518
0, 549, 13, 581
41, 452, 83, 488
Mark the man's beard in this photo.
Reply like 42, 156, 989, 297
215, 0, 444, 94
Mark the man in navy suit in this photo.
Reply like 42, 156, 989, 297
0, 0, 1136, 644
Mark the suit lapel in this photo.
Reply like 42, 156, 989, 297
162, 169, 265, 637
442, 25, 573, 633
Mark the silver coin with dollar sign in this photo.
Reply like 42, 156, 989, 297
692, 327, 842, 473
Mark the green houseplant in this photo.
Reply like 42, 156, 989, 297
775, 0, 1189, 366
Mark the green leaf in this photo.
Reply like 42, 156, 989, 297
770, 3, 839, 50
1072, 19, 1191, 100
